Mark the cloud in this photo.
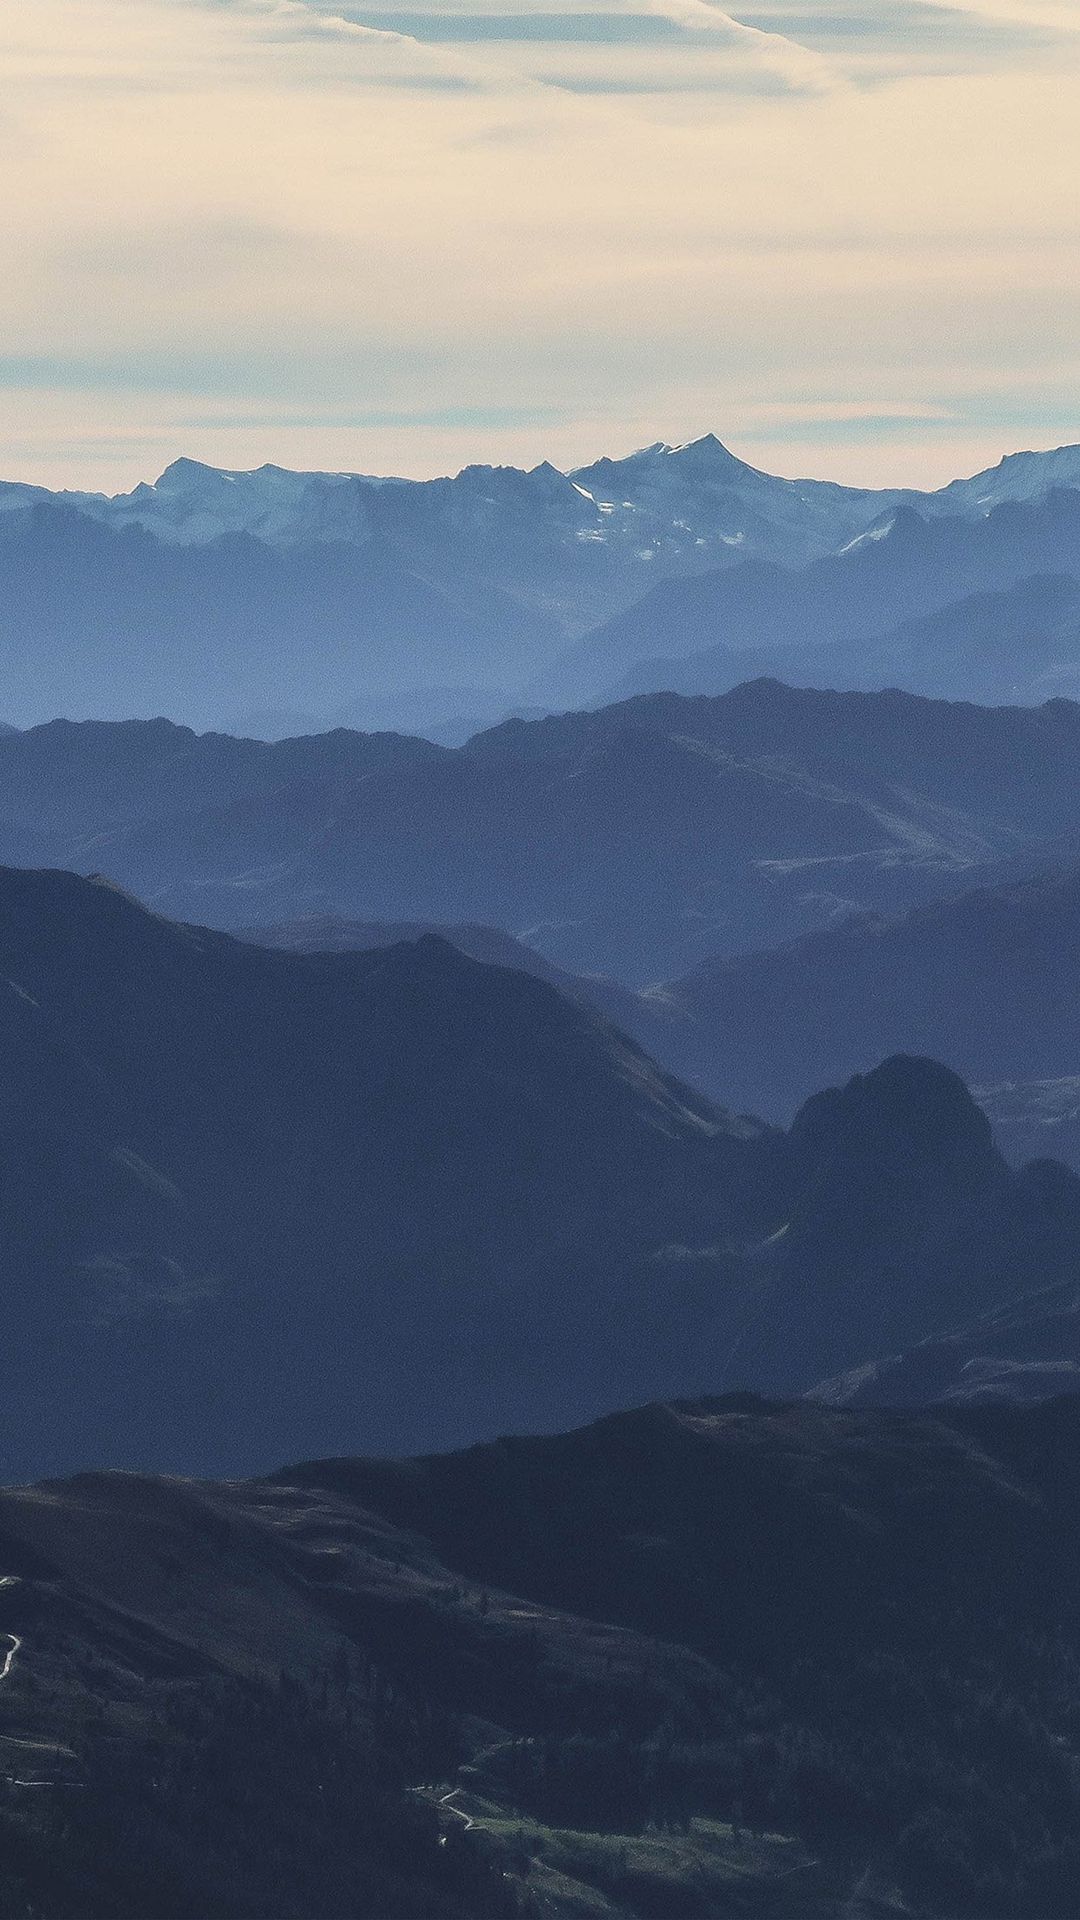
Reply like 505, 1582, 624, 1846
259, 0, 837, 88
648, 0, 834, 82
0, 0, 1077, 491
913, 0, 1080, 32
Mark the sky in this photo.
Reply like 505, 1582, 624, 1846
0, 0, 1078, 492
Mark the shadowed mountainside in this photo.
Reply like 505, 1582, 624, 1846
812, 1263, 1080, 1410
4, 866, 1080, 1477
7, 1397, 1080, 1913
647, 864, 1080, 1130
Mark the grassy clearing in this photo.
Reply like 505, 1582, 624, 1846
419, 1787, 867, 1917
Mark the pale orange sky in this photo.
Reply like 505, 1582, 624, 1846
0, 0, 1078, 490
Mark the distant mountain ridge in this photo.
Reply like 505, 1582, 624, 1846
8, 683, 1080, 979
644, 862, 1080, 1128
9, 433, 1080, 566
4, 435, 1080, 730
566, 487, 1080, 706
610, 568, 1080, 709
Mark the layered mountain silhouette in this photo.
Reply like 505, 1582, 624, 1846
613, 570, 1080, 709
565, 488, 1080, 706
6, 1396, 1080, 1915
5, 437, 1080, 730
0, 503, 559, 731
644, 863, 1080, 1132
3, 865, 1080, 1479
7, 683, 1080, 979
239, 881, 1080, 1182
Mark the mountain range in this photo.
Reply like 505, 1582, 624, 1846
9, 682, 1080, 979
6, 436, 1080, 730
12, 689, 1080, 1183
240, 865, 1080, 1183
569, 488, 1080, 707
608, 568, 1080, 711
10, 435, 1080, 568
6, 1395, 1080, 1917
632, 863, 1080, 1128
10, 434, 1080, 1918
6, 863, 1080, 1481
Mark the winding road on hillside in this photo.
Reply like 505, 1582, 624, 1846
438, 1788, 475, 1832
0, 1577, 20, 1686
0, 1576, 60, 1787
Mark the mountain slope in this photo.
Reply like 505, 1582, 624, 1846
5, 866, 1080, 1474
562, 489, 1080, 705
12, 684, 1080, 980
0, 504, 557, 731
614, 571, 1080, 708
8, 1397, 1080, 1915
651, 863, 1080, 1128
812, 1256, 1080, 1410
0, 864, 761, 1480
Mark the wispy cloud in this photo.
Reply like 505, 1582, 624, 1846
912, 0, 1080, 33
0, 0, 1077, 491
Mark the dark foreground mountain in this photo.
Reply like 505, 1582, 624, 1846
0, 864, 745, 1479
235, 916, 1080, 1397
6, 1396, 1080, 1916
9, 683, 1080, 978
5, 865, 1080, 1478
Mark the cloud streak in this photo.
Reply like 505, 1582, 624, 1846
0, 0, 1076, 490
913, 0, 1080, 32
